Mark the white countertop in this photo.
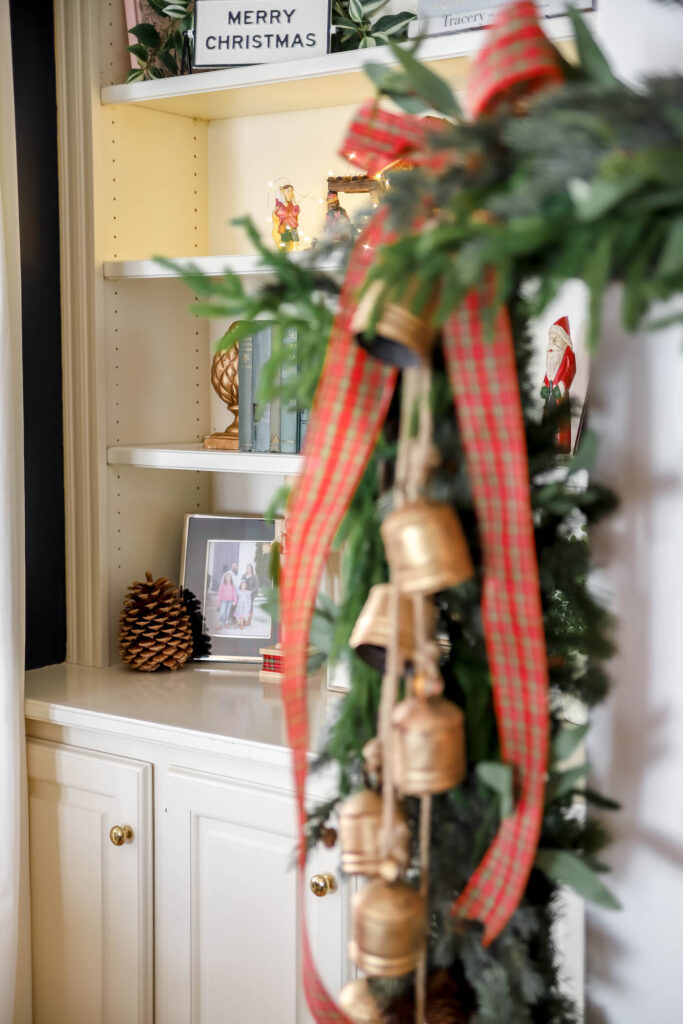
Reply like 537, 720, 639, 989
25, 661, 337, 761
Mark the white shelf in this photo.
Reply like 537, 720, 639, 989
102, 251, 341, 281
100, 18, 584, 121
25, 661, 334, 759
101, 35, 475, 120
107, 442, 303, 475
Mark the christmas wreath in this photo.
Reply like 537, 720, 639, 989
164, 4, 683, 1021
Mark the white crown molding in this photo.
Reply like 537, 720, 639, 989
54, 0, 109, 667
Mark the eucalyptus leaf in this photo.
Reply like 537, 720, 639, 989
551, 722, 588, 764
568, 8, 618, 86
387, 41, 461, 117
476, 761, 514, 818
545, 763, 590, 804
657, 214, 683, 277
535, 849, 621, 909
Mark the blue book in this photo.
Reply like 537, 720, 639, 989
280, 328, 299, 454
252, 326, 272, 452
237, 332, 253, 452
269, 385, 281, 453
298, 408, 309, 451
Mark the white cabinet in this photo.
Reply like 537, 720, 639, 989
157, 765, 347, 1024
27, 738, 153, 1024
25, 664, 347, 1024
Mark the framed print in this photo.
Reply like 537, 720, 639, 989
180, 514, 280, 662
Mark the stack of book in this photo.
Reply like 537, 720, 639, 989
237, 325, 308, 454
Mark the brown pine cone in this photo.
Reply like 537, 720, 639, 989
119, 571, 193, 672
382, 970, 474, 1024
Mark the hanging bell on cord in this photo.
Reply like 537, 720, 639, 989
381, 499, 474, 596
349, 877, 425, 977
392, 691, 466, 795
338, 978, 383, 1023
350, 583, 435, 672
338, 788, 409, 876
352, 279, 439, 367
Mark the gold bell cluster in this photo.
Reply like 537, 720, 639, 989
337, 511, 473, 1020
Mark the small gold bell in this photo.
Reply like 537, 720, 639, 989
381, 500, 474, 596
352, 279, 439, 367
350, 584, 434, 671
338, 789, 383, 875
338, 789, 409, 876
392, 694, 466, 795
338, 979, 383, 1023
350, 878, 425, 977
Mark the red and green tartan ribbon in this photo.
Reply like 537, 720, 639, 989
281, 3, 563, 1019
465, 0, 564, 117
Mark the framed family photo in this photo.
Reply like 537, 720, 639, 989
180, 514, 280, 662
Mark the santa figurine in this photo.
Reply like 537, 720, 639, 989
540, 316, 576, 454
271, 183, 300, 252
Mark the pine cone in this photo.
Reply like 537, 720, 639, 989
119, 571, 194, 671
382, 970, 473, 1024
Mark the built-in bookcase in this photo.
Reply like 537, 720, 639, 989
55, 0, 585, 667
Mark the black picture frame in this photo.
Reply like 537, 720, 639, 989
180, 514, 279, 662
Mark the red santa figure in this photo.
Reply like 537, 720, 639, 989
541, 315, 576, 454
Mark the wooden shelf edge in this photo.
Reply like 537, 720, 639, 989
107, 443, 303, 475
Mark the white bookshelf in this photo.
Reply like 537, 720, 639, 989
107, 443, 303, 475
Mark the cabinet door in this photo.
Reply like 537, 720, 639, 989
27, 739, 153, 1024
157, 765, 348, 1024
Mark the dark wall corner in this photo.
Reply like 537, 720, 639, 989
10, 0, 67, 669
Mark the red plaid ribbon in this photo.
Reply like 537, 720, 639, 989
442, 285, 548, 944
465, 1, 564, 117
281, 3, 561, 1018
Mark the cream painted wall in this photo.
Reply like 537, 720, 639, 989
207, 101, 372, 254
586, 3, 683, 1023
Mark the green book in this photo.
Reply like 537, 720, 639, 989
280, 328, 299, 454
237, 332, 253, 452
252, 326, 272, 453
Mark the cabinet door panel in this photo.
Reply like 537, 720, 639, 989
27, 739, 153, 1024
157, 765, 347, 1024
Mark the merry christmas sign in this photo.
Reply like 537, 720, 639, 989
193, 0, 330, 67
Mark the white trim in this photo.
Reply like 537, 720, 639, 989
55, 0, 109, 667
103, 251, 341, 280
100, 14, 591, 120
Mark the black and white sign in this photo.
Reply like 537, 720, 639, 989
193, 0, 330, 67
410, 0, 595, 38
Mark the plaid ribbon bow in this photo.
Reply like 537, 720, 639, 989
281, 4, 562, 1020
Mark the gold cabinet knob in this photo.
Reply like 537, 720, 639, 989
109, 824, 134, 847
310, 873, 337, 898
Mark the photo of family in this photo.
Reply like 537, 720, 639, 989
180, 514, 278, 662
204, 541, 271, 640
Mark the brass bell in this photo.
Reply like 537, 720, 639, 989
392, 694, 466, 795
338, 789, 409, 876
350, 584, 434, 672
349, 878, 425, 977
380, 500, 473, 596
352, 279, 439, 367
338, 789, 383, 875
338, 979, 383, 1023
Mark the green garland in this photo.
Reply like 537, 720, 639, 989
163, 12, 683, 1021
